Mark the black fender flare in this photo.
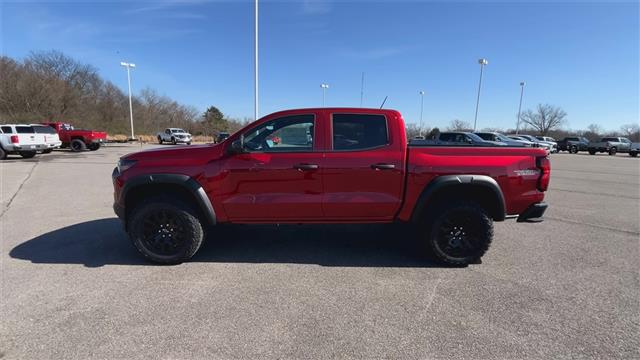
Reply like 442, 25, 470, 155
122, 174, 216, 225
410, 175, 506, 222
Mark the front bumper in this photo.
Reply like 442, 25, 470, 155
112, 167, 125, 220
517, 202, 548, 223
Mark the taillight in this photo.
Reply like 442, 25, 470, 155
10, 135, 19, 144
537, 156, 551, 191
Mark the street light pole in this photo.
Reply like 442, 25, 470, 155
516, 81, 526, 134
321, 83, 329, 107
120, 61, 136, 140
254, 0, 259, 121
419, 90, 425, 135
473, 58, 488, 131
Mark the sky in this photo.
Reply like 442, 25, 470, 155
1, 0, 638, 131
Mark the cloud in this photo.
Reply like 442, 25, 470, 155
124, 0, 210, 15
301, 0, 332, 15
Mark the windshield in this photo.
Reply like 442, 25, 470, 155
171, 129, 185, 133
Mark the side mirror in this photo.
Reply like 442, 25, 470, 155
227, 137, 245, 155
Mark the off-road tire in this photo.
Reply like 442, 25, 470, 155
19, 151, 37, 159
608, 147, 617, 156
424, 201, 493, 266
158, 136, 163, 144
88, 143, 101, 151
128, 196, 204, 264
42, 149, 53, 154
70, 139, 87, 152
569, 145, 578, 154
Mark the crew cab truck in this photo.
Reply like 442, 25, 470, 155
0, 124, 47, 159
113, 108, 550, 266
587, 137, 632, 155
157, 128, 192, 145
42, 122, 108, 152
557, 137, 589, 153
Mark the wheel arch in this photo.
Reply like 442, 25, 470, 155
122, 174, 216, 228
410, 175, 506, 223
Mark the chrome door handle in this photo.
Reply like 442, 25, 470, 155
293, 163, 319, 171
371, 163, 395, 170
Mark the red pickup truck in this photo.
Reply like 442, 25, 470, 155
112, 108, 550, 265
42, 122, 108, 151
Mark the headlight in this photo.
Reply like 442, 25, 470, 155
117, 159, 137, 173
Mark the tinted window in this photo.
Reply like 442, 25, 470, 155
467, 133, 484, 142
567, 137, 579, 141
32, 125, 57, 134
332, 114, 388, 150
439, 133, 468, 143
1, 126, 12, 133
602, 137, 618, 142
16, 126, 35, 134
244, 114, 314, 152
475, 133, 493, 141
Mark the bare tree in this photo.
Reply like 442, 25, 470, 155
447, 119, 472, 132
405, 123, 431, 139
620, 123, 640, 142
520, 104, 567, 135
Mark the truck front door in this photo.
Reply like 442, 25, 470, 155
216, 114, 324, 221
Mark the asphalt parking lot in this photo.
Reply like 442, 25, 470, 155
1, 144, 638, 359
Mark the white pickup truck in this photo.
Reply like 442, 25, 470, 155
31, 124, 62, 153
157, 128, 192, 145
0, 124, 48, 159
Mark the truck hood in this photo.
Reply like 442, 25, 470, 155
122, 143, 224, 162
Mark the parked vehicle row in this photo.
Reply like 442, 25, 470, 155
555, 136, 638, 156
0, 122, 107, 160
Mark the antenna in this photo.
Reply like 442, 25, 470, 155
379, 96, 388, 109
360, 72, 365, 107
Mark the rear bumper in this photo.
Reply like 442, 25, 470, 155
5, 144, 48, 151
517, 202, 548, 223
46, 141, 62, 148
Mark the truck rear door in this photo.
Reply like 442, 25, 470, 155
320, 111, 406, 220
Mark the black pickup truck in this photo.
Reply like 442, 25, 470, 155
557, 137, 590, 153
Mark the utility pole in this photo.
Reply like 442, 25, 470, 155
473, 58, 488, 131
120, 61, 136, 139
516, 81, 526, 134
254, 0, 259, 120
